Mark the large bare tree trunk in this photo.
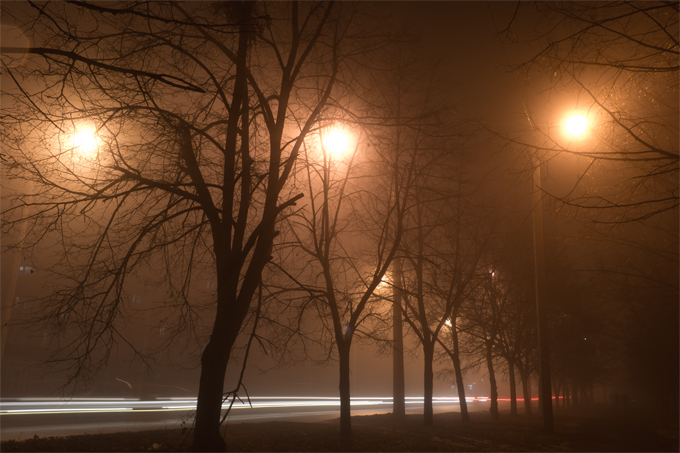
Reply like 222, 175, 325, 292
194, 262, 258, 451
194, 338, 230, 452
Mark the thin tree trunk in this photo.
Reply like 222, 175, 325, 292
521, 369, 532, 414
423, 342, 434, 426
392, 260, 405, 417
339, 340, 352, 439
508, 360, 517, 416
451, 318, 470, 422
486, 341, 499, 420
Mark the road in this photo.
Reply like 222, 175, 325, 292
0, 396, 505, 441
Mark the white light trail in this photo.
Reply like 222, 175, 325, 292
0, 396, 492, 416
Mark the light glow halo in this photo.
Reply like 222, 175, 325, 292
72, 126, 98, 155
323, 129, 349, 157
564, 114, 588, 137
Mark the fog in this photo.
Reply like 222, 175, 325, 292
1, 2, 677, 449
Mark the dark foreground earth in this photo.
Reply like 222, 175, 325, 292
2, 404, 678, 452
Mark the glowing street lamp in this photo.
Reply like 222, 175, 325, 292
72, 126, 98, 154
563, 113, 588, 137
531, 110, 590, 432
323, 129, 350, 157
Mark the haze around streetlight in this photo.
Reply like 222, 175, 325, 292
323, 129, 350, 157
72, 126, 98, 155
564, 114, 588, 137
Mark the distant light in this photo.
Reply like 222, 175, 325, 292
564, 114, 588, 137
323, 129, 349, 157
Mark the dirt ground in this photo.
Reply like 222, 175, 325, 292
2, 403, 678, 452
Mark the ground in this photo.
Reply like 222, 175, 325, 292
2, 403, 678, 452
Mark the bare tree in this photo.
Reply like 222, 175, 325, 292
0, 2, 367, 450
462, 270, 508, 421
494, 278, 536, 416
399, 169, 489, 426
284, 112, 413, 439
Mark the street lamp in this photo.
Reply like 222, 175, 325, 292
563, 113, 588, 138
531, 110, 590, 432
323, 129, 350, 158
72, 125, 99, 155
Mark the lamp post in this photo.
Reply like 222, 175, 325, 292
531, 152, 553, 431
532, 111, 589, 432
